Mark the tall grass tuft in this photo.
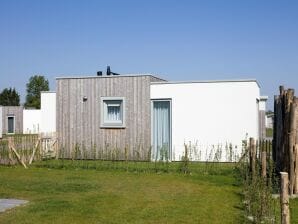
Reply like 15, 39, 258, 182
235, 138, 278, 224
179, 143, 190, 174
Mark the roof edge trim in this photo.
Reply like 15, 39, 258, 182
150, 79, 260, 88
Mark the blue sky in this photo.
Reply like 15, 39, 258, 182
0, 0, 297, 109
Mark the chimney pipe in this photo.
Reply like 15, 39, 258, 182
106, 66, 111, 76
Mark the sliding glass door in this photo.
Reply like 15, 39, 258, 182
152, 100, 171, 161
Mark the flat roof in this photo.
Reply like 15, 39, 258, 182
56, 74, 166, 81
151, 79, 260, 88
55, 74, 260, 88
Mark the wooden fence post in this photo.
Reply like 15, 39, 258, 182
280, 172, 290, 224
249, 138, 256, 179
295, 144, 298, 194
289, 101, 296, 195
261, 151, 267, 178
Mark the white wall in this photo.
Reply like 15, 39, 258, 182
41, 92, 56, 133
23, 109, 41, 134
266, 115, 274, 129
259, 97, 268, 111
151, 81, 260, 162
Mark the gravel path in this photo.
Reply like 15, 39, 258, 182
0, 199, 28, 212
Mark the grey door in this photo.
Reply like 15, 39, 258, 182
152, 100, 171, 161
7, 116, 15, 134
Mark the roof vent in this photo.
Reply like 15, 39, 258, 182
106, 66, 120, 76
107, 66, 111, 76
97, 71, 102, 76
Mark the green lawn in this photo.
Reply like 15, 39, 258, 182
291, 199, 298, 223
0, 164, 243, 224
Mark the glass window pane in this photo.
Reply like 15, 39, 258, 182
107, 105, 121, 121
101, 98, 125, 128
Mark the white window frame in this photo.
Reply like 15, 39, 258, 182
7, 115, 15, 134
100, 97, 126, 128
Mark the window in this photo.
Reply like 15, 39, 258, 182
101, 97, 125, 128
151, 100, 171, 161
7, 116, 15, 134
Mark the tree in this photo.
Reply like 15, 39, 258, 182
0, 88, 20, 106
25, 75, 49, 109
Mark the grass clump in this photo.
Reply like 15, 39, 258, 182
234, 139, 279, 224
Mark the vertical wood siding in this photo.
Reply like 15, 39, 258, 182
259, 110, 266, 139
57, 75, 163, 159
1, 106, 23, 134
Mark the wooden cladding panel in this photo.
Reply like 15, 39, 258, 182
1, 106, 23, 134
259, 110, 266, 139
56, 76, 157, 159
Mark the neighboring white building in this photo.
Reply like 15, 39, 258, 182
21, 92, 56, 134
40, 91, 56, 134
266, 113, 274, 129
23, 109, 41, 134
0, 92, 56, 137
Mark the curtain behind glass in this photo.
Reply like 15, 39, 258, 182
152, 101, 170, 161
107, 106, 121, 121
